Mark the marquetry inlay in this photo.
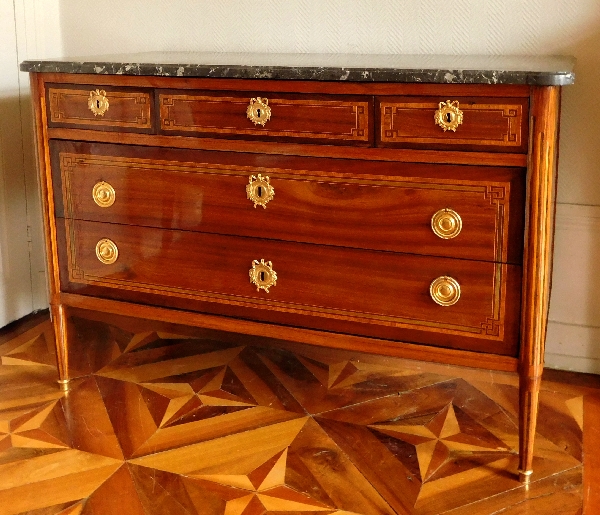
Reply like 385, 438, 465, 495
380, 101, 524, 147
160, 94, 369, 141
59, 151, 511, 266
0, 314, 584, 513
49, 87, 152, 128
60, 153, 509, 339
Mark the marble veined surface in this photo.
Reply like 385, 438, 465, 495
20, 52, 575, 85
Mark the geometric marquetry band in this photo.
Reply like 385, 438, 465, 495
62, 155, 508, 338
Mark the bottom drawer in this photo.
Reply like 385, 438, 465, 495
58, 219, 521, 355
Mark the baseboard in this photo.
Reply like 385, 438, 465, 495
546, 321, 600, 373
549, 202, 600, 328
546, 353, 600, 375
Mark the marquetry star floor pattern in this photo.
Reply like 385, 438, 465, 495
0, 312, 584, 514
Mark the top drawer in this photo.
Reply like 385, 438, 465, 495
377, 96, 528, 152
47, 84, 154, 132
158, 90, 372, 145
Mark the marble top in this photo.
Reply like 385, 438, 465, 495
20, 52, 576, 86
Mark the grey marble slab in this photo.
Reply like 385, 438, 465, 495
20, 52, 575, 86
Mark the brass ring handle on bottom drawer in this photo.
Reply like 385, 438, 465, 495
431, 208, 462, 239
430, 276, 460, 306
249, 259, 277, 292
96, 238, 118, 264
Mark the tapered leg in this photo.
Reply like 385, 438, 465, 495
51, 302, 71, 391
518, 370, 542, 482
518, 86, 561, 483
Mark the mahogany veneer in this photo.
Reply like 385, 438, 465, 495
377, 96, 529, 152
24, 56, 570, 485
52, 141, 525, 263
48, 84, 154, 132
159, 90, 372, 145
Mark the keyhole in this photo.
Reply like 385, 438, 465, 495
446, 112, 453, 123
256, 108, 261, 118
257, 186, 263, 197
260, 271, 265, 282
97, 99, 101, 109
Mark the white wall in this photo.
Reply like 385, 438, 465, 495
0, 0, 61, 325
10, 0, 600, 372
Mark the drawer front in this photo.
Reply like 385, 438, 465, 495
53, 142, 524, 264
47, 85, 153, 131
158, 90, 371, 144
377, 96, 528, 152
59, 219, 521, 354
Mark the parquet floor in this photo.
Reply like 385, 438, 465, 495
0, 309, 597, 515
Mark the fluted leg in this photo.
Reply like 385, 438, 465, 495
518, 86, 561, 483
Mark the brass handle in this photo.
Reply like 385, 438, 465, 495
431, 208, 462, 239
247, 174, 275, 208
249, 259, 277, 292
246, 97, 271, 126
96, 238, 118, 264
92, 181, 116, 208
434, 100, 463, 132
88, 89, 109, 116
430, 276, 461, 306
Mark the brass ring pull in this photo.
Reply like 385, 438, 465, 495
434, 100, 463, 132
430, 276, 461, 306
431, 208, 462, 239
88, 89, 109, 116
249, 259, 277, 292
96, 238, 118, 264
246, 97, 271, 126
247, 174, 274, 208
92, 181, 116, 208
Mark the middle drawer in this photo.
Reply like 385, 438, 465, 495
52, 141, 525, 264
158, 90, 372, 145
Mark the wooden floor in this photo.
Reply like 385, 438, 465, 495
0, 309, 598, 515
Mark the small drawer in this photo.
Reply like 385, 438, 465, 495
47, 84, 153, 132
52, 141, 525, 264
59, 219, 521, 355
158, 90, 372, 145
377, 96, 528, 152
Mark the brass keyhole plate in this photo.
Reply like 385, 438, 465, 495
88, 89, 109, 116
246, 174, 275, 208
434, 100, 463, 132
249, 259, 277, 292
246, 97, 271, 126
